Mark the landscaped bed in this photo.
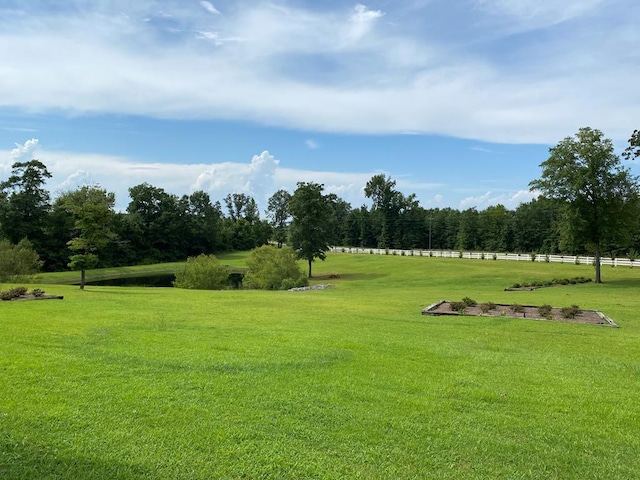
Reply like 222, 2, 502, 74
422, 300, 618, 327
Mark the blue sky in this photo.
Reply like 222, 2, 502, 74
1, 0, 639, 212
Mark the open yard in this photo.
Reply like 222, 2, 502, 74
2, 253, 640, 479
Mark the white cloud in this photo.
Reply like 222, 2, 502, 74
200, 1, 220, 15
0, 2, 637, 144
9, 138, 40, 163
458, 189, 537, 210
305, 139, 319, 149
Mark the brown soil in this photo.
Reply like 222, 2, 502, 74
422, 301, 617, 327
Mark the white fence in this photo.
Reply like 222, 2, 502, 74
330, 247, 640, 268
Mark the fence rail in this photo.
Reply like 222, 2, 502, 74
330, 247, 640, 268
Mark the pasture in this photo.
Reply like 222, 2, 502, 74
1, 253, 640, 479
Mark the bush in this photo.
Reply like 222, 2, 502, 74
0, 239, 43, 282
173, 254, 231, 290
509, 303, 524, 314
480, 302, 496, 313
449, 301, 467, 314
461, 297, 477, 307
31, 288, 45, 297
0, 286, 28, 301
243, 245, 307, 290
538, 304, 553, 319
561, 305, 582, 319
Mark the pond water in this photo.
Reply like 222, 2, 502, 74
83, 274, 176, 287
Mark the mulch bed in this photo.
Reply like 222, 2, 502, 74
422, 301, 617, 327
3, 294, 64, 302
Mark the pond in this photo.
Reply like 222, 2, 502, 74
83, 274, 176, 287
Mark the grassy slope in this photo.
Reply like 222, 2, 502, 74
1, 253, 639, 479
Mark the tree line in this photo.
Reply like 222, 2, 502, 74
1, 127, 639, 281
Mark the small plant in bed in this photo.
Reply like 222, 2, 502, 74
480, 302, 497, 313
561, 305, 582, 319
538, 304, 553, 319
510, 303, 525, 314
449, 301, 467, 314
461, 296, 477, 307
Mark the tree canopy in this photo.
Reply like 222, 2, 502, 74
529, 127, 639, 283
289, 182, 336, 278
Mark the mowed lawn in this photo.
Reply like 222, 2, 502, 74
1, 253, 640, 479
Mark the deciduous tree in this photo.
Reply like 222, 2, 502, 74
60, 186, 116, 289
289, 182, 335, 278
530, 127, 639, 283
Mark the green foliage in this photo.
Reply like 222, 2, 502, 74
0, 286, 28, 300
0, 238, 43, 281
480, 302, 496, 313
449, 301, 467, 313
461, 296, 477, 307
509, 303, 525, 314
243, 245, 307, 290
289, 182, 336, 278
538, 304, 553, 319
173, 254, 230, 290
530, 127, 640, 283
60, 186, 117, 289
561, 305, 582, 319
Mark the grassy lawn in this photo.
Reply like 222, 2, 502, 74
2, 253, 640, 479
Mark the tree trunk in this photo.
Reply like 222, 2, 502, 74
80, 268, 86, 290
594, 245, 602, 284
308, 259, 313, 278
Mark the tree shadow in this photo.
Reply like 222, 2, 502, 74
0, 437, 150, 480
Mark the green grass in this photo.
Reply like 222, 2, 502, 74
2, 254, 640, 479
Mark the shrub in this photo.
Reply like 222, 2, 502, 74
400, 250, 405, 256
458, 251, 463, 258
480, 302, 496, 313
538, 304, 553, 319
31, 288, 46, 297
509, 303, 524, 314
545, 255, 550, 263
1, 286, 28, 301
561, 305, 582, 319
492, 253, 497, 260
243, 245, 307, 290
461, 297, 477, 307
530, 253, 537, 262
480, 253, 485, 260
173, 254, 231, 290
0, 239, 43, 282
511, 283, 521, 289
429, 251, 433, 257
449, 302, 467, 314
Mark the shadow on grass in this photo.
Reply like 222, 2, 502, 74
311, 272, 387, 282
0, 437, 150, 479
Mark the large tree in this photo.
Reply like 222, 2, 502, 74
60, 186, 116, 289
530, 127, 639, 283
289, 182, 335, 278
266, 189, 291, 248
0, 159, 52, 250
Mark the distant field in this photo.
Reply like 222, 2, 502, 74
2, 253, 640, 479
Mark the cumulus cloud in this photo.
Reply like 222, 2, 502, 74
9, 138, 40, 163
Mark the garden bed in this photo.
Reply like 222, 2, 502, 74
422, 301, 617, 327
